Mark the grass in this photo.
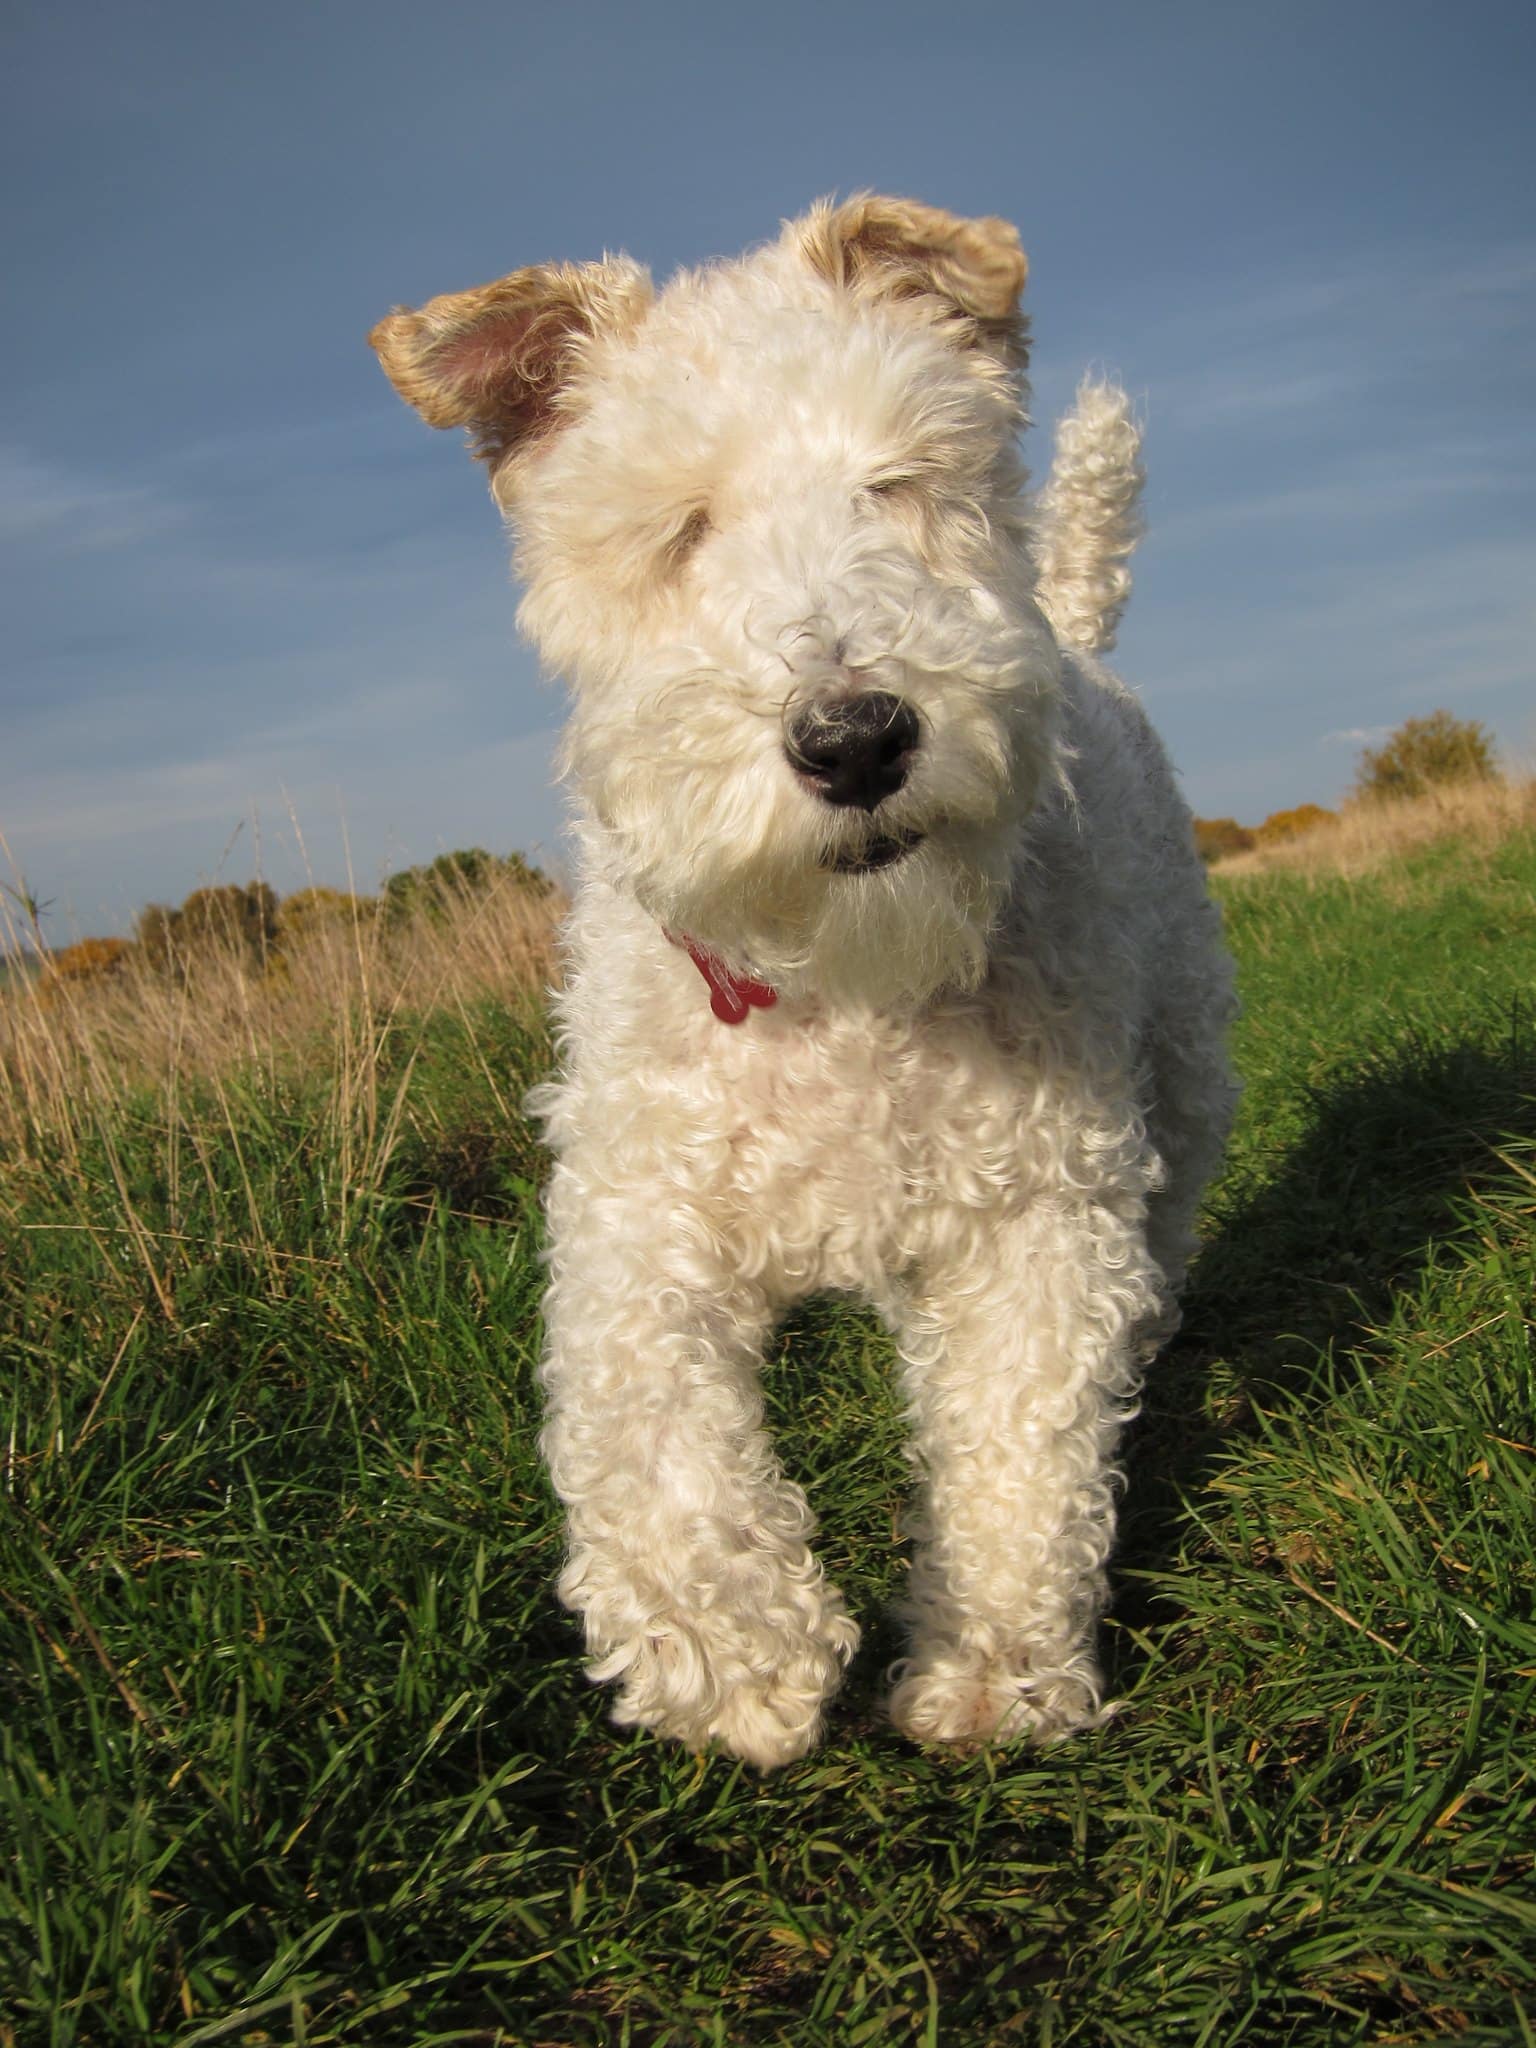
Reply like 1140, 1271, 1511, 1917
2, 826, 1534, 2045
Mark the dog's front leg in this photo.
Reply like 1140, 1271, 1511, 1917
539, 1157, 858, 1768
889, 1194, 1165, 1747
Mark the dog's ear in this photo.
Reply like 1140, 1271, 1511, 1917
369, 257, 654, 469
793, 194, 1028, 368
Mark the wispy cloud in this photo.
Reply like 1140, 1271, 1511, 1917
1322, 726, 1391, 747
1132, 239, 1536, 469
1151, 439, 1533, 549
0, 446, 184, 551
1165, 368, 1359, 431
1135, 536, 1536, 742
1149, 241, 1536, 353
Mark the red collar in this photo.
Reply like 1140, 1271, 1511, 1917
667, 932, 778, 1025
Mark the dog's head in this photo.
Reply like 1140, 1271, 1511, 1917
372, 197, 1061, 1007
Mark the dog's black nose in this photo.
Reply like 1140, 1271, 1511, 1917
785, 692, 920, 812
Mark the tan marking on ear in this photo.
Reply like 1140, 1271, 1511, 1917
369, 256, 653, 468
792, 193, 1028, 369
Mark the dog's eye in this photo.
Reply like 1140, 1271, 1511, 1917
865, 474, 920, 507
665, 507, 711, 568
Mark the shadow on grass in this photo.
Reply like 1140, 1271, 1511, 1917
752, 1012, 1536, 1711
1110, 1005, 1536, 1641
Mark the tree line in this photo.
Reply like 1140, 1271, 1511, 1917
34, 849, 553, 987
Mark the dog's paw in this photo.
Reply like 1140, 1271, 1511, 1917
590, 1594, 859, 1769
701, 1663, 842, 1770
888, 1648, 1113, 1749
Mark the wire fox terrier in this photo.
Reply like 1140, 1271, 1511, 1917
372, 196, 1236, 1768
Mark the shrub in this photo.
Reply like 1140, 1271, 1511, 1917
45, 937, 134, 984
1354, 711, 1499, 803
382, 849, 554, 924
280, 887, 374, 941
136, 883, 281, 970
1256, 803, 1335, 846
1192, 817, 1255, 864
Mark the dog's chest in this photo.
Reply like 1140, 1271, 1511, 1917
708, 1002, 1042, 1297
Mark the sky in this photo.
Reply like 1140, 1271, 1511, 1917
3, 0, 1533, 940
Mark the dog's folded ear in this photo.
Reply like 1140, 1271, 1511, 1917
369, 257, 654, 469
792, 194, 1028, 368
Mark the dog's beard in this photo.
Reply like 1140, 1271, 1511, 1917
587, 764, 1025, 1009
561, 578, 1058, 1008
773, 827, 1011, 1008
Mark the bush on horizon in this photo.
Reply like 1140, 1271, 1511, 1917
1192, 816, 1256, 864
135, 881, 281, 971
381, 847, 555, 924
19, 854, 551, 984
1353, 709, 1499, 803
1255, 801, 1335, 845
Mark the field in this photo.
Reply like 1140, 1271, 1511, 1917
2, 815, 1534, 2046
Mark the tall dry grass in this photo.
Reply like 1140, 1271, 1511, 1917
1213, 770, 1536, 878
0, 870, 563, 1227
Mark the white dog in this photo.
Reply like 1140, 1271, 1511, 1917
371, 196, 1235, 1768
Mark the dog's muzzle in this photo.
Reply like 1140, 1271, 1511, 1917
825, 828, 925, 874
785, 690, 920, 813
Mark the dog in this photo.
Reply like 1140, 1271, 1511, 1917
371, 196, 1236, 1768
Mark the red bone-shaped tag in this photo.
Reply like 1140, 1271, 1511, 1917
668, 934, 778, 1025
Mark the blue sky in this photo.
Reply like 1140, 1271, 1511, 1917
3, 0, 1532, 938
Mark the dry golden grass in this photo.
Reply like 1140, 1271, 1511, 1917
1212, 770, 1536, 878
0, 870, 563, 1203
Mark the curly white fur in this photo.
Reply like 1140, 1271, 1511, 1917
1033, 379, 1145, 654
371, 197, 1236, 1768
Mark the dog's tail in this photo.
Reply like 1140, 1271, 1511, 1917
1032, 379, 1145, 655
